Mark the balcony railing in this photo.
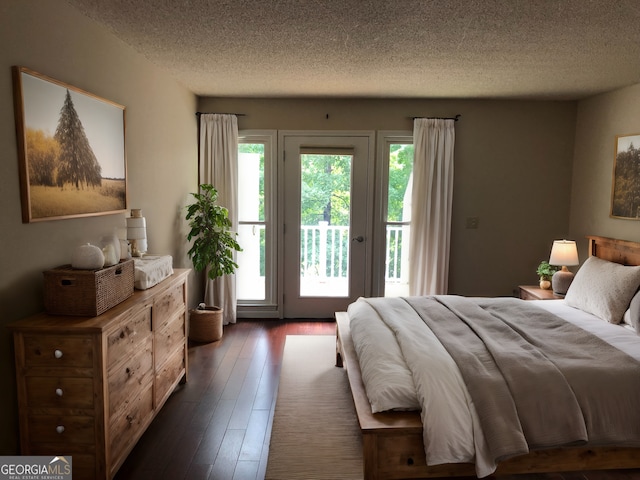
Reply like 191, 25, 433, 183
300, 222, 407, 283
301, 222, 349, 279
237, 222, 409, 300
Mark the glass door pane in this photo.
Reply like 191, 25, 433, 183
236, 223, 265, 300
385, 142, 414, 297
236, 144, 266, 300
299, 152, 352, 297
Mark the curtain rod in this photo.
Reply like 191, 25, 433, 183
195, 112, 246, 116
410, 114, 461, 121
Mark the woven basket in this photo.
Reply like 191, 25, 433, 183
189, 306, 223, 343
43, 259, 134, 316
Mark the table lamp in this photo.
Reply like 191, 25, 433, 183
126, 208, 147, 257
549, 239, 579, 295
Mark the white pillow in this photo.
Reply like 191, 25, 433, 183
565, 256, 640, 324
623, 289, 640, 334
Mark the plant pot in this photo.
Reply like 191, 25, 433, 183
539, 278, 551, 290
189, 306, 223, 343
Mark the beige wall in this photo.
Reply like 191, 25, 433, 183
0, 1, 198, 454
201, 97, 577, 296
570, 83, 640, 259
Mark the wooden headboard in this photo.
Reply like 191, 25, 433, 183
587, 235, 640, 266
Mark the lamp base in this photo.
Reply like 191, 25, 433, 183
130, 239, 146, 258
552, 266, 574, 296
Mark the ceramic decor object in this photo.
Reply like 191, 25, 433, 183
71, 243, 105, 270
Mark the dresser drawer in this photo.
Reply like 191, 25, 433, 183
106, 307, 151, 370
71, 454, 98, 480
155, 313, 185, 363
26, 376, 94, 409
155, 347, 185, 407
108, 337, 153, 417
153, 283, 184, 331
29, 447, 96, 480
109, 384, 153, 464
28, 413, 95, 445
23, 335, 93, 368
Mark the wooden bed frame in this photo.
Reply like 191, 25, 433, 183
335, 235, 640, 479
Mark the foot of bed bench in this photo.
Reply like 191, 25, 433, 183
336, 341, 344, 368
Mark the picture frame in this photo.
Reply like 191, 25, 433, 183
12, 66, 127, 223
611, 133, 640, 220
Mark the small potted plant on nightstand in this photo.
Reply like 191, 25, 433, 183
185, 184, 242, 342
536, 261, 559, 290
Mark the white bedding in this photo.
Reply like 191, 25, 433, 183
348, 296, 640, 478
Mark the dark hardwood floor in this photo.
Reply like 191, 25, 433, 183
114, 319, 336, 480
114, 319, 640, 480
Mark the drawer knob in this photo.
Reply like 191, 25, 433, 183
56, 425, 65, 434
55, 388, 63, 397
126, 367, 134, 377
54, 350, 63, 359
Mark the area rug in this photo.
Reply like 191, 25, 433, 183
265, 335, 363, 480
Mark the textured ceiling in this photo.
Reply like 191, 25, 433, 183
66, 0, 640, 100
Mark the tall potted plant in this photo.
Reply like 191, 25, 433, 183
185, 184, 242, 342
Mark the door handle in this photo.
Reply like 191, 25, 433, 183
352, 236, 364, 243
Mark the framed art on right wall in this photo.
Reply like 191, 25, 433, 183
611, 133, 640, 220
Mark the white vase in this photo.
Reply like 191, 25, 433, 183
102, 244, 118, 266
71, 243, 105, 270
119, 239, 130, 260
101, 230, 121, 263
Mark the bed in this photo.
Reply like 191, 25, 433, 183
335, 235, 640, 479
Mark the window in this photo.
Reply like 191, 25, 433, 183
236, 131, 277, 316
375, 132, 414, 297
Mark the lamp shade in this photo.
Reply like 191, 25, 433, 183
549, 240, 579, 267
126, 217, 147, 240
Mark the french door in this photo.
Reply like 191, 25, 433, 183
281, 132, 373, 318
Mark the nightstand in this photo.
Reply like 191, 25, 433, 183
518, 285, 563, 300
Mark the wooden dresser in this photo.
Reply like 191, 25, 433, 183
8, 269, 190, 480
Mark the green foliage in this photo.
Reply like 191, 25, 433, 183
185, 184, 242, 280
536, 261, 559, 280
387, 144, 414, 221
385, 144, 413, 279
297, 144, 414, 226
300, 154, 351, 226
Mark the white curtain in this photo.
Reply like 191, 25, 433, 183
409, 118, 456, 295
199, 113, 239, 325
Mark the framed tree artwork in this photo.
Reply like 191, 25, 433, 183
611, 133, 640, 220
12, 66, 127, 223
